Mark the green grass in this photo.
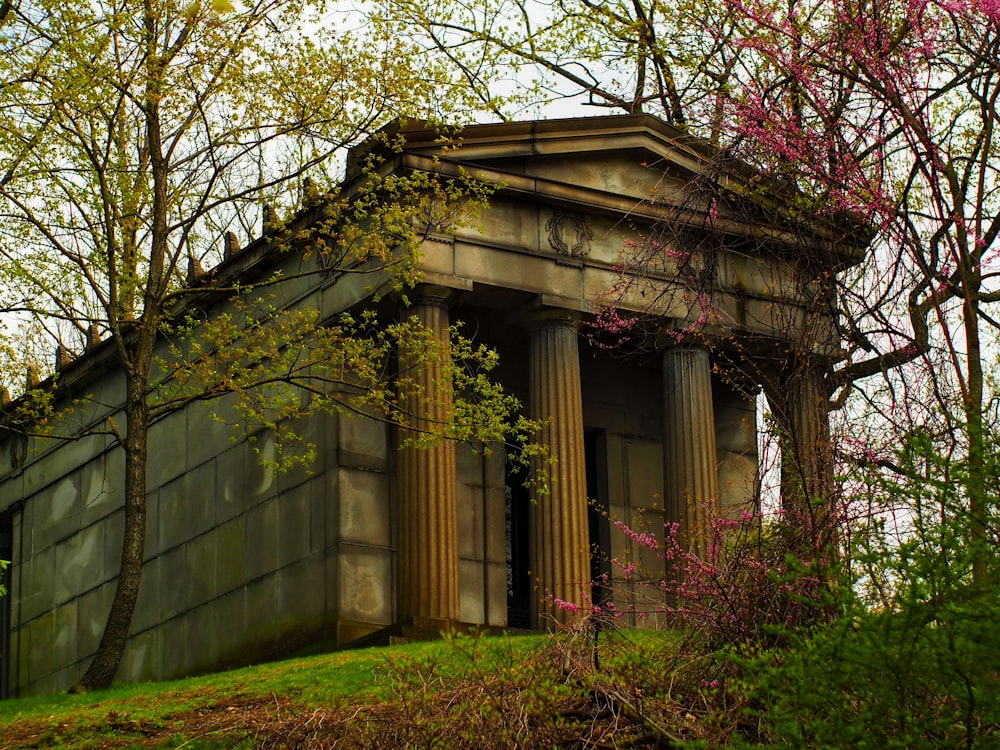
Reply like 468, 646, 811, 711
0, 628, 689, 749
0, 633, 551, 749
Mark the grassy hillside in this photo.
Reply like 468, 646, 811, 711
0, 629, 705, 749
0, 634, 536, 748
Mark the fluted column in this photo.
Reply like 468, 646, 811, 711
397, 287, 460, 623
529, 312, 590, 628
663, 347, 719, 559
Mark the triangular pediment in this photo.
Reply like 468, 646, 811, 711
397, 115, 710, 209
380, 115, 868, 266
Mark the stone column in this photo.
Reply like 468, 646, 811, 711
529, 311, 590, 628
663, 347, 719, 559
397, 287, 460, 623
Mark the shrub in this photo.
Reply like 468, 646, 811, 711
741, 431, 1000, 748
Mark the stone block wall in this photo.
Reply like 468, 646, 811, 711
580, 357, 669, 628
713, 380, 760, 512
456, 444, 507, 627
577, 354, 759, 629
335, 415, 394, 632
0, 390, 395, 695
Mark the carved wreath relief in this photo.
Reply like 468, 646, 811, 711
546, 213, 592, 258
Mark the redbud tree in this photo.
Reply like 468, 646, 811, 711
715, 0, 1000, 584
376, 0, 1000, 581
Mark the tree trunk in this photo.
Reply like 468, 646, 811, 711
71, 11, 169, 690
72, 372, 149, 692
964, 290, 989, 588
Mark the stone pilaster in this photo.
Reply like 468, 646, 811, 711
529, 312, 590, 628
784, 363, 832, 500
663, 347, 719, 559
774, 359, 833, 540
397, 288, 460, 623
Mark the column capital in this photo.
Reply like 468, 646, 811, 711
407, 283, 460, 310
653, 323, 703, 351
526, 306, 583, 332
661, 343, 713, 357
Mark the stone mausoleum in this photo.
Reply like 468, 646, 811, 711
0, 115, 865, 696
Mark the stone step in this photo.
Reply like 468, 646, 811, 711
409, 616, 468, 634
400, 625, 446, 642
408, 616, 518, 636
380, 620, 538, 649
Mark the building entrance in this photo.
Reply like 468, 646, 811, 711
505, 430, 612, 628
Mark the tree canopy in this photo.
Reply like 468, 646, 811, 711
0, 0, 526, 690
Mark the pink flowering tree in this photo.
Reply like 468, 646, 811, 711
373, 0, 1000, 582
716, 0, 1000, 584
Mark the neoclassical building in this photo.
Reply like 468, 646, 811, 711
0, 115, 865, 696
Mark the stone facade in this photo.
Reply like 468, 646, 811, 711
0, 115, 864, 696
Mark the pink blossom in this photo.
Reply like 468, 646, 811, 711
706, 196, 719, 227
551, 597, 582, 613
613, 519, 660, 550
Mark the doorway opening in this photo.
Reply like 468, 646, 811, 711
585, 430, 612, 608
505, 430, 613, 627
504, 448, 532, 629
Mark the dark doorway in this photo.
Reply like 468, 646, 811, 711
0, 512, 12, 699
506, 432, 614, 627
585, 430, 612, 607
504, 449, 532, 629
